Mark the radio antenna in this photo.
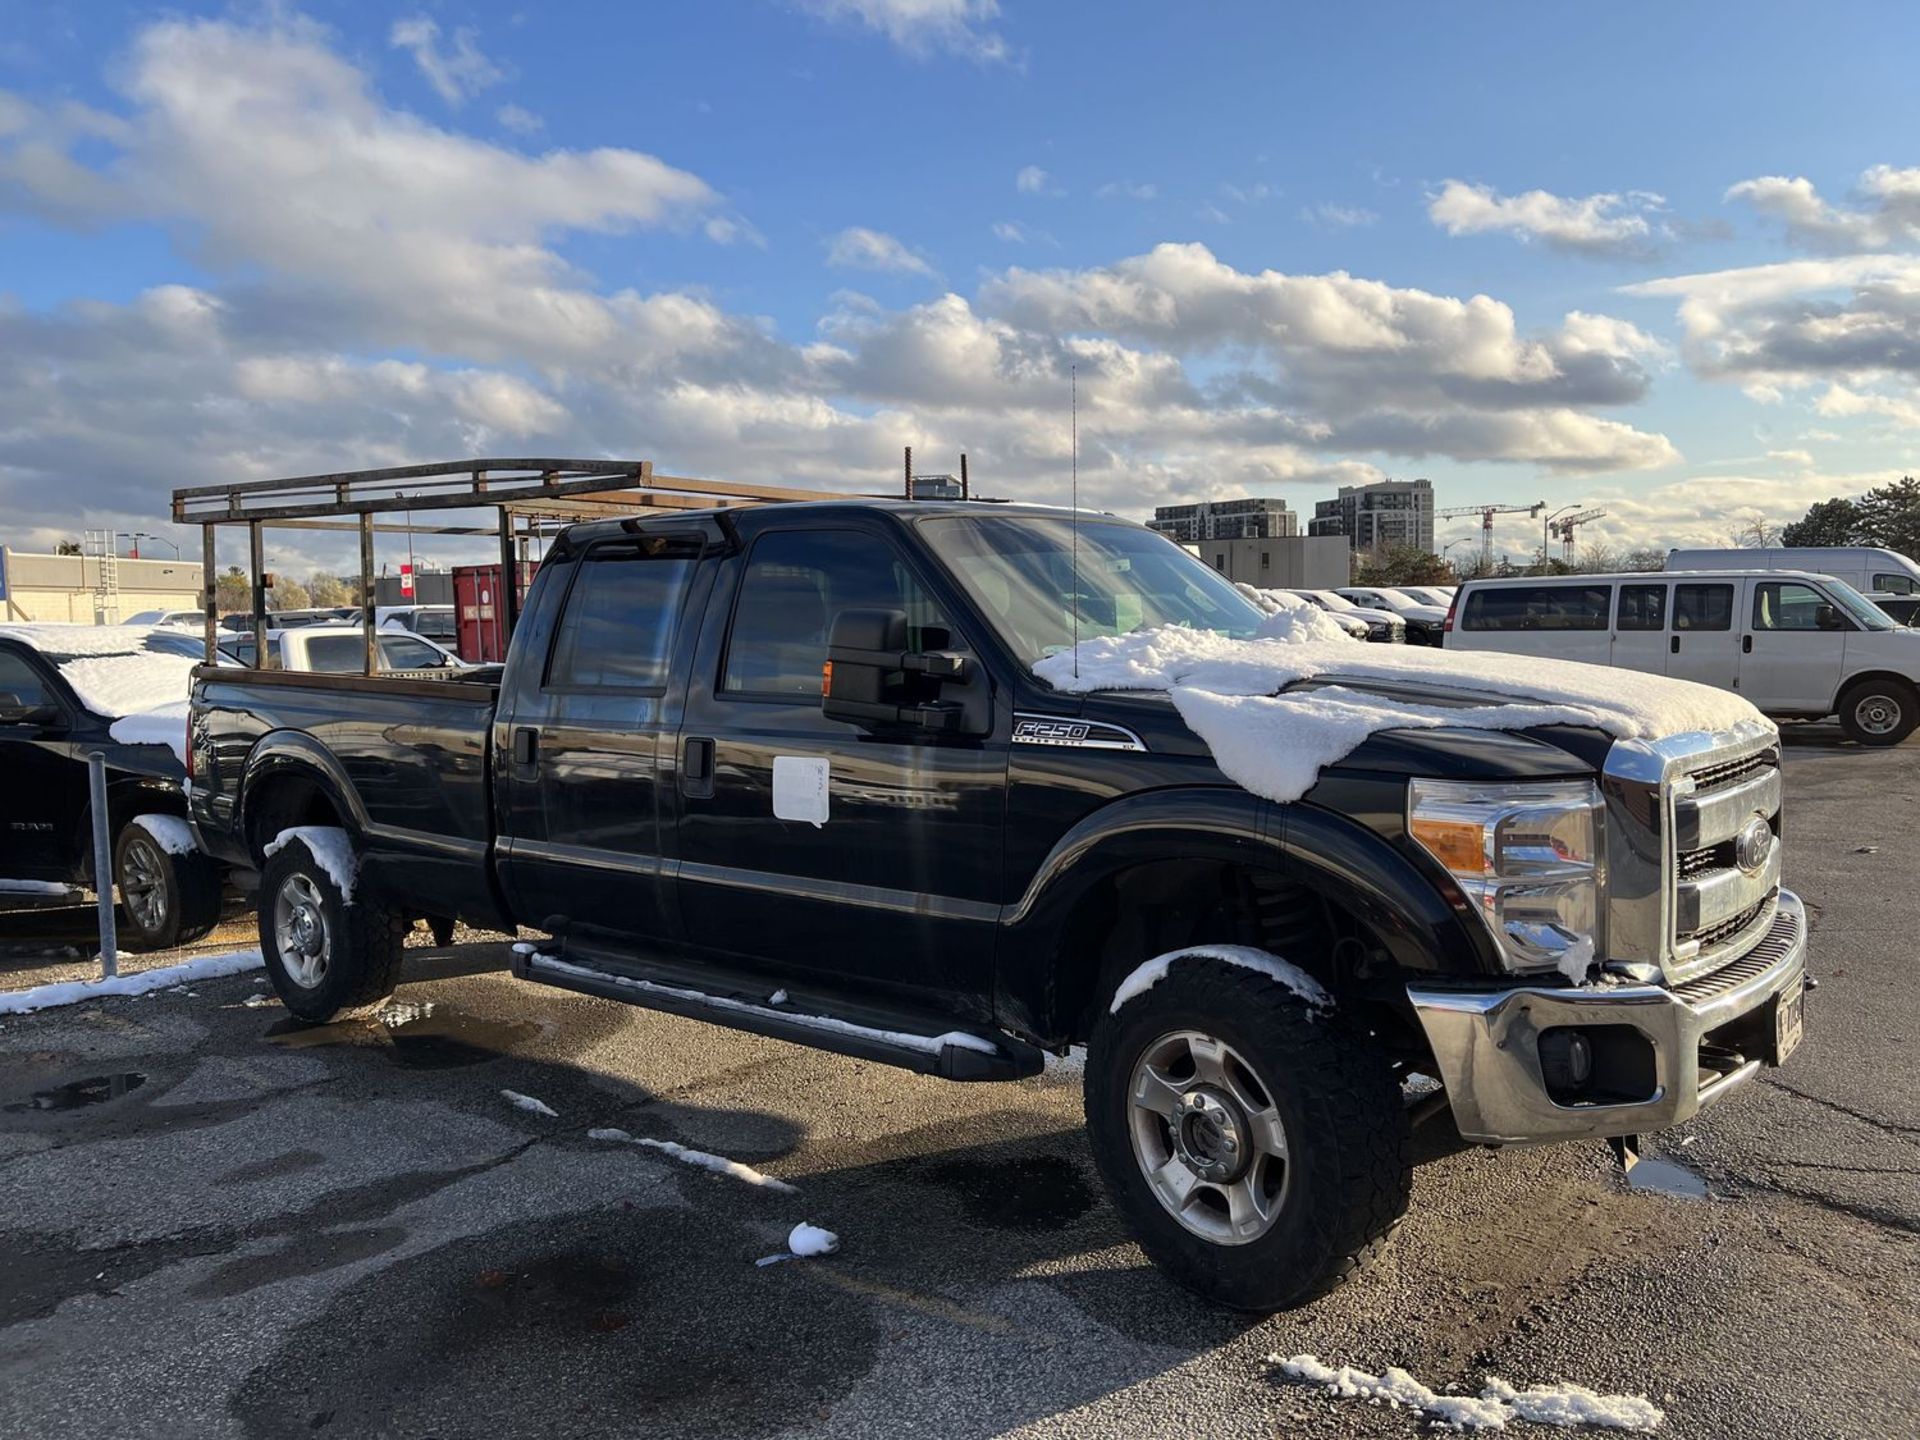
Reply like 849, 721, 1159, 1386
1070, 362, 1080, 678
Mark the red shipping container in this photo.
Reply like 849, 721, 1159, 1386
453, 561, 537, 663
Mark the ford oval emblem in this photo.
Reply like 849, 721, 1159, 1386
1735, 816, 1774, 875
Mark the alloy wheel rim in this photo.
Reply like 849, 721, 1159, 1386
119, 837, 169, 934
1127, 1029, 1291, 1246
274, 874, 331, 988
1856, 694, 1902, 736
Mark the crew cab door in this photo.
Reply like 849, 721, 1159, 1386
1739, 578, 1847, 714
673, 523, 1007, 1010
493, 533, 710, 945
0, 644, 82, 881
1667, 582, 1739, 690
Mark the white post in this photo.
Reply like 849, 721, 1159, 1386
88, 751, 118, 979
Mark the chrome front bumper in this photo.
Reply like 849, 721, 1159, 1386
1407, 891, 1807, 1145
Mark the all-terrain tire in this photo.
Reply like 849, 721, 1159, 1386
1085, 951, 1410, 1312
114, 820, 223, 952
257, 833, 408, 1022
1836, 676, 1918, 747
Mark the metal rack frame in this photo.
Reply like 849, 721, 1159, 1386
172, 458, 863, 675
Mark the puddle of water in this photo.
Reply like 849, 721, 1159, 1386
3, 1072, 148, 1112
922, 1154, 1095, 1231
1626, 1156, 1710, 1199
265, 1002, 540, 1070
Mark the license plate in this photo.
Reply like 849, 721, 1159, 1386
1772, 982, 1805, 1065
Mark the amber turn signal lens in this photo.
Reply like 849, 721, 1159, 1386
1410, 816, 1488, 875
821, 660, 833, 696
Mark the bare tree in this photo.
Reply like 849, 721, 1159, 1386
1574, 542, 1622, 574
1728, 519, 1784, 548
1619, 547, 1668, 572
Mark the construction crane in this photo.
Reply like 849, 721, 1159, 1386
1437, 500, 1546, 568
1550, 508, 1608, 563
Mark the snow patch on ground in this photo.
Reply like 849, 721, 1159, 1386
264, 827, 358, 903
129, 813, 197, 856
1110, 945, 1331, 1014
0, 880, 77, 896
0, 950, 264, 1015
589, 1127, 798, 1193
110, 700, 192, 765
525, 953, 998, 1057
500, 1089, 557, 1117
1275, 1354, 1664, 1432
1033, 625, 1768, 804
787, 1221, 839, 1257
768, 988, 788, 1005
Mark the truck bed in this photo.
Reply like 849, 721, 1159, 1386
190, 665, 505, 925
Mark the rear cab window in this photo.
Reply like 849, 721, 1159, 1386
1461, 584, 1610, 631
545, 535, 702, 693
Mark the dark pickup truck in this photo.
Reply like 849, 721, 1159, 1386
190, 500, 1809, 1310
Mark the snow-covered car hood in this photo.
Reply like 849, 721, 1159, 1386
1033, 622, 1768, 805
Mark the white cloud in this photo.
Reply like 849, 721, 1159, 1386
1015, 164, 1056, 195
1096, 180, 1158, 201
991, 220, 1027, 242
496, 103, 543, 136
1302, 202, 1377, 230
1429, 180, 1666, 257
824, 226, 936, 275
389, 16, 503, 106
795, 0, 1010, 63
1727, 166, 1920, 252
1813, 382, 1920, 430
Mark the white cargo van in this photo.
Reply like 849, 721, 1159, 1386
1666, 546, 1920, 597
1445, 570, 1920, 744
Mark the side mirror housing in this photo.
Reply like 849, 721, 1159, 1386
822, 609, 981, 734
1816, 604, 1844, 631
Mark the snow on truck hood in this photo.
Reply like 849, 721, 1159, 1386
1032, 615, 1769, 805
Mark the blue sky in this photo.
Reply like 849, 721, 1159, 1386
4, 0, 1920, 570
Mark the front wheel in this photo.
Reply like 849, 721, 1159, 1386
257, 830, 408, 1022
115, 820, 222, 952
1837, 677, 1918, 746
1084, 950, 1410, 1311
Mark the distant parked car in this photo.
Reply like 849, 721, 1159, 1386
220, 624, 467, 673
1875, 595, 1920, 627
1446, 570, 1920, 744
1667, 546, 1920, 598
0, 624, 225, 948
375, 604, 458, 644
124, 609, 204, 628
1286, 590, 1406, 643
1333, 587, 1446, 645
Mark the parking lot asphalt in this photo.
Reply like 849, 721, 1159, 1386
1, 723, 1916, 1439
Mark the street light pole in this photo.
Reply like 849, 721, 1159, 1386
135, 532, 181, 560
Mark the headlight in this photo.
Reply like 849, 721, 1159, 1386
1408, 778, 1604, 975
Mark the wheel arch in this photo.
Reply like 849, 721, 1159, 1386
1832, 668, 1919, 715
238, 732, 369, 865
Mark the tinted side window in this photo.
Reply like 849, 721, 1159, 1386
379, 635, 444, 669
1753, 582, 1837, 632
1462, 585, 1610, 631
547, 540, 697, 691
1672, 584, 1733, 631
1872, 572, 1918, 596
724, 530, 948, 697
0, 651, 50, 710
1617, 584, 1666, 631
306, 635, 362, 672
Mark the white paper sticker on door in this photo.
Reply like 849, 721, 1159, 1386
772, 756, 830, 828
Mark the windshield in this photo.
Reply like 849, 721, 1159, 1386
1400, 586, 1451, 606
1826, 579, 1898, 631
919, 514, 1268, 665
1312, 590, 1359, 612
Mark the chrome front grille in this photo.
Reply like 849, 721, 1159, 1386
1602, 719, 1783, 985
1673, 905, 1800, 1005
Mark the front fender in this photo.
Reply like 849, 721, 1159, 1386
994, 785, 1497, 1040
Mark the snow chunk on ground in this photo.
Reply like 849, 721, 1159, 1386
1275, 1354, 1663, 1432
129, 813, 197, 856
768, 988, 788, 1005
110, 700, 191, 766
500, 1089, 557, 1117
0, 950, 264, 1015
788, 1222, 838, 1256
264, 827, 357, 903
1033, 625, 1767, 805
0, 880, 77, 896
1110, 945, 1331, 1014
589, 1127, 797, 1193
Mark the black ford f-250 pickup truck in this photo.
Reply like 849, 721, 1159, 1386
189, 501, 1809, 1310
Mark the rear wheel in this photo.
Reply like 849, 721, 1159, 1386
1837, 677, 1917, 746
257, 832, 408, 1022
114, 822, 222, 952
1085, 950, 1410, 1311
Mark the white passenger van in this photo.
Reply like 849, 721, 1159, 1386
1667, 546, 1920, 598
1445, 570, 1920, 745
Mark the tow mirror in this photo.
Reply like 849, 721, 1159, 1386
822, 608, 978, 734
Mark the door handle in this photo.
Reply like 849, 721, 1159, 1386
1742, 634, 1753, 654
512, 726, 538, 767
1670, 635, 1680, 655
683, 736, 715, 799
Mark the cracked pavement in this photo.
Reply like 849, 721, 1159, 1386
0, 722, 1915, 1438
